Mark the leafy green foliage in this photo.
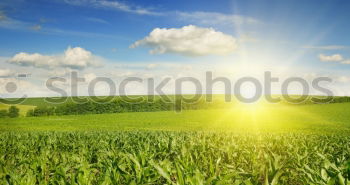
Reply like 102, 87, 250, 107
0, 132, 349, 184
2, 102, 350, 184
0, 110, 7, 118
29, 98, 223, 117
0, 104, 36, 117
27, 106, 55, 117
7, 106, 19, 118
20, 95, 350, 117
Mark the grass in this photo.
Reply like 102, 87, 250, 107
1, 102, 350, 133
1, 102, 350, 184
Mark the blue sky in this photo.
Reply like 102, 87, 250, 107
0, 0, 348, 59
1, 0, 350, 97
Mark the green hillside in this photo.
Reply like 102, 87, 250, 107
1, 102, 350, 133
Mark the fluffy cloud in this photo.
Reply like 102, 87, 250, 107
84, 73, 97, 83
318, 54, 350, 64
341, 60, 350, 64
131, 25, 238, 56
8, 47, 102, 70
318, 54, 343, 62
337, 76, 350, 83
0, 68, 14, 77
146, 63, 158, 69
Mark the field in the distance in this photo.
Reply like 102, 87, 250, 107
1, 102, 350, 133
1, 101, 350, 184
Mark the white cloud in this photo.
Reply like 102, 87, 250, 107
318, 54, 343, 62
337, 76, 350, 83
303, 45, 347, 50
64, 0, 161, 15
8, 47, 103, 70
318, 54, 350, 65
48, 68, 72, 77
131, 25, 238, 56
0, 68, 14, 77
341, 60, 350, 64
84, 73, 97, 83
146, 63, 158, 69
177, 11, 259, 26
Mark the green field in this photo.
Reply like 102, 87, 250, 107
1, 102, 350, 133
1, 102, 350, 184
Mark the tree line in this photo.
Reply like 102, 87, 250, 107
0, 106, 20, 118
25, 97, 239, 117
0, 95, 344, 117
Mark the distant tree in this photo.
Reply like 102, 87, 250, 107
8, 106, 19, 118
32, 106, 55, 117
26, 109, 34, 117
0, 110, 8, 118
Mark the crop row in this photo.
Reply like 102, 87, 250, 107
0, 131, 349, 184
